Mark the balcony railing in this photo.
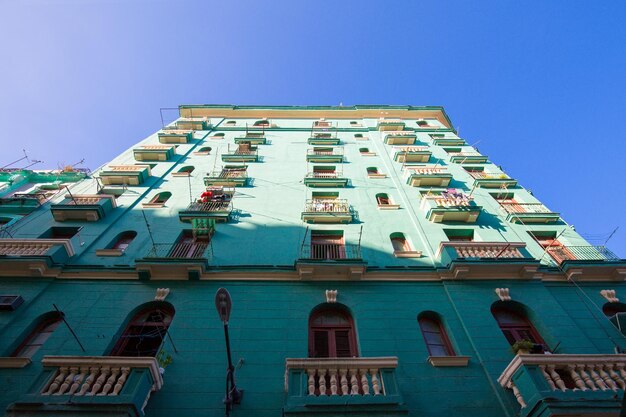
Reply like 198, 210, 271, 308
406, 166, 448, 175
300, 243, 361, 260
0, 238, 74, 257
304, 199, 349, 213
284, 357, 404, 415
186, 201, 231, 213
439, 241, 526, 259
498, 354, 626, 414
468, 171, 509, 180
307, 149, 341, 157
144, 242, 210, 259
306, 172, 340, 179
9, 355, 162, 417
545, 245, 621, 263
500, 202, 552, 214
422, 192, 473, 207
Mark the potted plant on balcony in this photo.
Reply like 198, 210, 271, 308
511, 339, 534, 355
156, 349, 173, 374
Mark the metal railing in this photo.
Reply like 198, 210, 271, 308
448, 152, 483, 157
185, 201, 232, 212
207, 169, 247, 179
300, 243, 361, 260
405, 167, 448, 175
499, 202, 553, 214
468, 171, 511, 180
306, 171, 341, 179
422, 192, 473, 207
546, 245, 620, 263
144, 242, 210, 259
307, 149, 342, 156
304, 199, 349, 213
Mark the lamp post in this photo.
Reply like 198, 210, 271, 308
215, 288, 243, 416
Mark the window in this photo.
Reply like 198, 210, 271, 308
169, 230, 210, 258
376, 193, 393, 206
603, 303, 626, 318
312, 165, 337, 177
197, 146, 212, 154
350, 121, 357, 125
0, 295, 24, 311
110, 303, 174, 357
0, 217, 11, 226
111, 231, 137, 252
212, 132, 225, 138
310, 230, 345, 260
390, 232, 412, 252
366, 167, 379, 175
359, 147, 372, 155
225, 120, 236, 125
176, 166, 195, 175
253, 119, 269, 127
417, 120, 429, 127
309, 306, 357, 358
12, 312, 63, 358
354, 134, 364, 139
418, 312, 455, 356
148, 192, 171, 206
529, 231, 575, 263
444, 229, 474, 242
492, 302, 547, 351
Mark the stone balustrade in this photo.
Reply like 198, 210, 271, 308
41, 356, 162, 397
285, 357, 397, 397
498, 354, 626, 411
0, 239, 74, 257
439, 241, 526, 259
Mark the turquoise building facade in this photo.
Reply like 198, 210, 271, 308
0, 105, 624, 417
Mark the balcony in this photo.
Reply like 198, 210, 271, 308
234, 132, 266, 145
284, 357, 406, 416
448, 152, 488, 164
136, 240, 211, 280
204, 166, 248, 187
499, 202, 560, 224
178, 201, 233, 223
384, 132, 416, 145
430, 135, 465, 146
437, 241, 538, 278
0, 193, 46, 215
307, 134, 340, 145
0, 238, 74, 276
543, 245, 625, 280
221, 143, 259, 162
306, 148, 343, 163
176, 117, 211, 130
50, 194, 116, 222
99, 165, 151, 186
296, 243, 365, 279
468, 171, 518, 189
133, 145, 176, 162
304, 172, 349, 188
312, 120, 334, 129
377, 119, 405, 131
158, 129, 192, 144
393, 147, 431, 163
302, 199, 352, 224
420, 191, 482, 223
498, 354, 626, 417
404, 166, 452, 187
7, 355, 162, 417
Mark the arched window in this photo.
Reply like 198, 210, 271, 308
376, 193, 392, 206
253, 119, 269, 127
492, 302, 546, 351
111, 303, 175, 357
110, 231, 137, 252
197, 146, 212, 154
12, 312, 63, 358
211, 133, 225, 139
309, 306, 357, 358
225, 120, 236, 125
603, 303, 626, 318
418, 312, 455, 356
176, 165, 195, 176
390, 232, 411, 252
417, 120, 429, 127
148, 192, 171, 205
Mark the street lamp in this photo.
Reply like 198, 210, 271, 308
214, 288, 243, 416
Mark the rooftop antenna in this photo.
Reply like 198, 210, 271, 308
1, 149, 29, 170
604, 227, 619, 246
22, 159, 43, 170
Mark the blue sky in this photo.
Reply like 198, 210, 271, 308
0, 0, 625, 255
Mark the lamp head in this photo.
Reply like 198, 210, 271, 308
215, 288, 232, 324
